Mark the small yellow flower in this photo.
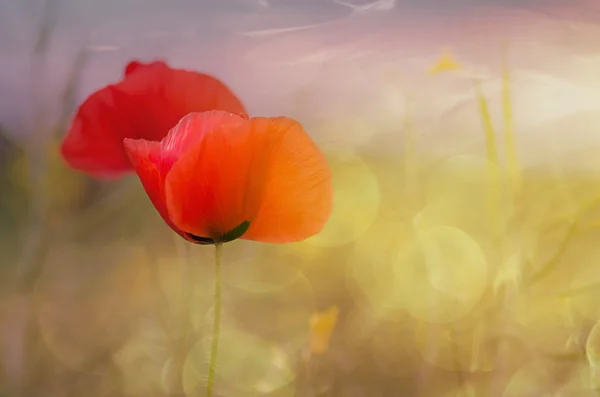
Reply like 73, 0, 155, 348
308, 305, 339, 355
427, 48, 462, 75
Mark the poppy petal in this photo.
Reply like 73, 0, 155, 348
60, 85, 133, 178
158, 110, 246, 174
242, 117, 333, 243
163, 67, 248, 123
124, 61, 143, 77
123, 138, 185, 237
164, 114, 332, 243
123, 60, 163, 77
61, 60, 247, 178
164, 113, 260, 240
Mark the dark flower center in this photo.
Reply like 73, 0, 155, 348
184, 234, 215, 245
184, 220, 251, 245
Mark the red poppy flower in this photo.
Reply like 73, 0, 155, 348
60, 60, 247, 178
123, 110, 333, 244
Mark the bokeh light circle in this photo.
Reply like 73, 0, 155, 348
503, 358, 562, 397
414, 320, 494, 373
306, 149, 380, 247
222, 240, 304, 294
183, 322, 295, 397
112, 326, 172, 396
586, 320, 600, 371
417, 154, 513, 240
393, 225, 488, 323
513, 293, 580, 356
346, 216, 413, 328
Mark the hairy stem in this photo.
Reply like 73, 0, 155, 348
206, 243, 223, 397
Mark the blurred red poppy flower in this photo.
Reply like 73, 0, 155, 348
60, 60, 247, 178
124, 110, 333, 244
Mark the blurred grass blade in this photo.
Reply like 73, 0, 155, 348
473, 78, 501, 238
473, 78, 499, 167
501, 44, 522, 192
525, 219, 576, 288
403, 94, 417, 201
34, 0, 59, 56
54, 46, 89, 136
525, 197, 600, 287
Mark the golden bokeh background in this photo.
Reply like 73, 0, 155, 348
4, 2, 600, 396
5, 115, 600, 395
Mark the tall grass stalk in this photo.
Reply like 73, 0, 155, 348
473, 78, 501, 240
501, 45, 521, 193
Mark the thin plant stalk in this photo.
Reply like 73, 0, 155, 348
473, 78, 501, 239
450, 327, 467, 393
473, 73, 510, 396
403, 94, 417, 206
206, 243, 223, 397
8, 2, 58, 394
501, 44, 521, 192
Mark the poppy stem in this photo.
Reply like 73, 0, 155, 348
206, 242, 223, 397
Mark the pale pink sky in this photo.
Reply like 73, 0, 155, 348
2, 0, 600, 170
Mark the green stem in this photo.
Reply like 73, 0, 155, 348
206, 243, 223, 397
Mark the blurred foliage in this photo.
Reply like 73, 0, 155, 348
0, 131, 26, 244
3, 118, 600, 395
